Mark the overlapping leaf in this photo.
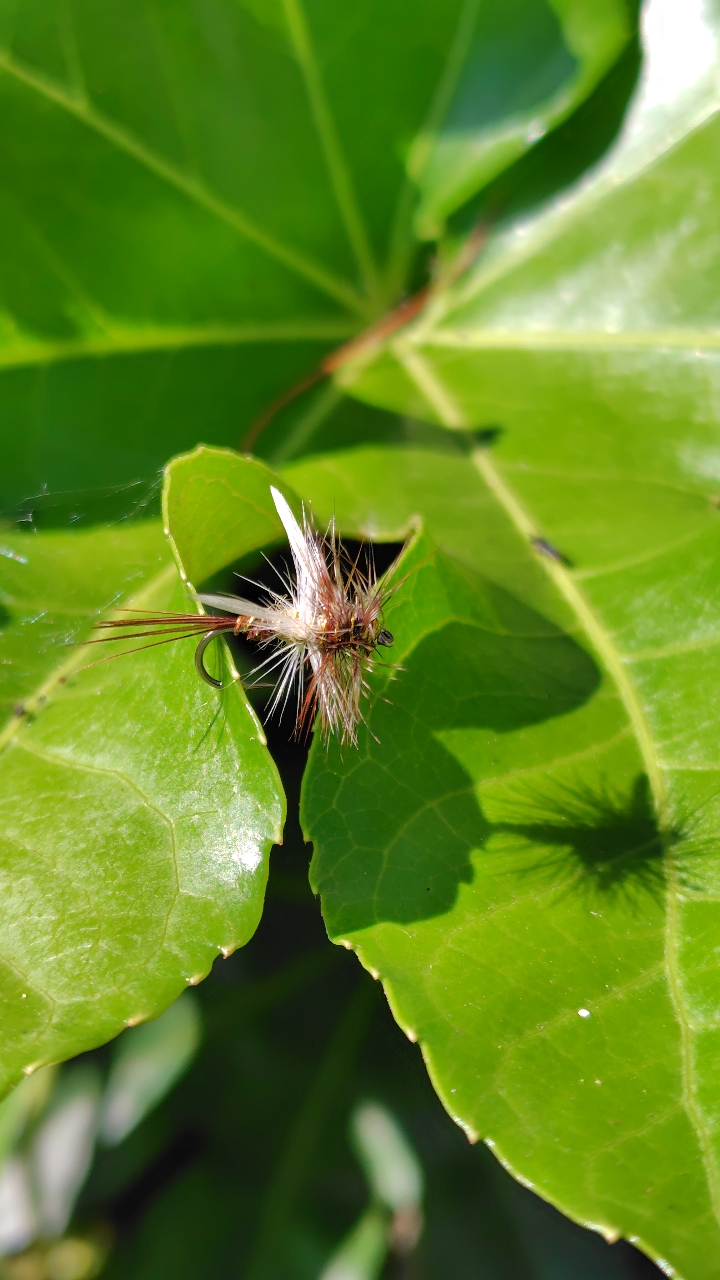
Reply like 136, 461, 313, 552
0, 0, 632, 509
0, 0, 707, 1272
284, 2, 720, 1276
409, 0, 630, 238
0, 467, 283, 1094
0, 520, 167, 720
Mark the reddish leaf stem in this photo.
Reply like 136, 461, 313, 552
240, 220, 491, 453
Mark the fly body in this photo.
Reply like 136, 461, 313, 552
91, 486, 401, 746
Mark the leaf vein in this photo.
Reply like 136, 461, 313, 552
477, 726, 634, 789
494, 964, 664, 1063
280, 0, 379, 298
14, 736, 180, 895
627, 633, 720, 663
0, 46, 368, 317
574, 527, 709, 582
394, 346, 720, 1228
0, 318, 359, 372
421, 328, 720, 352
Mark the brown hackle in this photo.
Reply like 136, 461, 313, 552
85, 487, 400, 746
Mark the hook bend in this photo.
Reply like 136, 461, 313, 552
195, 629, 234, 689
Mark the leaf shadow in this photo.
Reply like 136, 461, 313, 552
310, 575, 674, 934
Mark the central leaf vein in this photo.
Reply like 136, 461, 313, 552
280, 0, 380, 300
0, 319, 358, 372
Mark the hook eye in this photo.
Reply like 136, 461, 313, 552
195, 629, 234, 689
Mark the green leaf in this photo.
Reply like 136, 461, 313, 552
0, 0, 633, 509
163, 446, 289, 588
0, 491, 283, 1094
285, 434, 716, 1280
408, 0, 632, 240
288, 6, 720, 1275
0, 521, 168, 721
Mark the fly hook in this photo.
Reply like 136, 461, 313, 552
194, 628, 235, 689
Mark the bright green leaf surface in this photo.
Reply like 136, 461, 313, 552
289, 5, 720, 1276
291, 448, 695, 1270
163, 447, 289, 588
0, 0, 632, 509
0, 0, 700, 1271
0, 485, 283, 1095
0, 520, 168, 720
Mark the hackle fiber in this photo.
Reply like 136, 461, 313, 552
90, 486, 398, 745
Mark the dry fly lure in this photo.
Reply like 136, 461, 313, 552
91, 487, 399, 745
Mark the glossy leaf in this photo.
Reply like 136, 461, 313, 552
289, 435, 720, 1280
163, 447, 290, 589
290, 2, 720, 1275
408, 0, 631, 239
0, 499, 283, 1094
0, 521, 168, 722
0, 0, 633, 510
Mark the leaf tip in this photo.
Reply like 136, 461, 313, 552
600, 1226, 621, 1244
124, 1013, 149, 1027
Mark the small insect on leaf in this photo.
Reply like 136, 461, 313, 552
89, 487, 403, 746
530, 536, 572, 566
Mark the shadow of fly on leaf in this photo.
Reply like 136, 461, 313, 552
489, 774, 681, 903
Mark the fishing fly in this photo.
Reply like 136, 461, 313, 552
91, 487, 400, 746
